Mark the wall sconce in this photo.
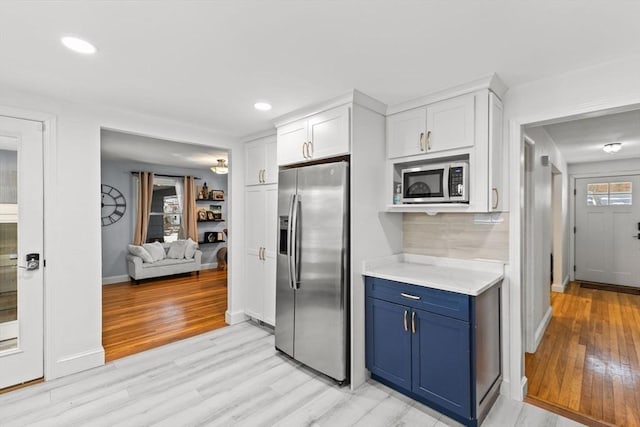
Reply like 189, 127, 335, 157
211, 159, 228, 174
603, 143, 622, 154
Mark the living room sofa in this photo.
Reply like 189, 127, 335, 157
126, 240, 202, 283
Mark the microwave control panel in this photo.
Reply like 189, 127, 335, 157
449, 166, 465, 197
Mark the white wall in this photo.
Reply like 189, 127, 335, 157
504, 53, 640, 400
0, 84, 244, 380
521, 127, 568, 353
100, 158, 228, 282
568, 157, 640, 176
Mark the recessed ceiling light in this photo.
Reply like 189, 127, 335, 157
603, 143, 622, 153
254, 102, 272, 111
61, 36, 97, 55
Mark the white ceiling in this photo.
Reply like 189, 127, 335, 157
540, 109, 640, 164
1, 2, 640, 139
101, 129, 228, 168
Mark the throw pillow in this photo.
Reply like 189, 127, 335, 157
184, 238, 197, 259
143, 242, 166, 262
167, 240, 188, 259
127, 244, 153, 263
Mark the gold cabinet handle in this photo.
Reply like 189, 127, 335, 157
411, 311, 416, 334
426, 130, 431, 151
307, 141, 314, 158
492, 188, 499, 210
403, 310, 408, 332
419, 132, 425, 151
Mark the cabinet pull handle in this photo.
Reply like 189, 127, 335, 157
261, 169, 266, 183
307, 141, 314, 158
400, 292, 421, 300
426, 131, 431, 151
302, 142, 308, 159
411, 311, 416, 334
258, 247, 262, 260
257, 169, 262, 183
492, 188, 499, 210
403, 310, 408, 332
419, 132, 424, 151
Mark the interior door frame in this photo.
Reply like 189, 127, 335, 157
0, 105, 56, 382
569, 169, 640, 284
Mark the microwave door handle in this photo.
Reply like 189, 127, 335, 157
443, 167, 450, 199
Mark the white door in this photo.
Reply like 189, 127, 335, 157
425, 93, 475, 153
307, 105, 350, 160
0, 116, 44, 389
575, 175, 640, 286
386, 107, 427, 159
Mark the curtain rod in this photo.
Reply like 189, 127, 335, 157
130, 172, 201, 180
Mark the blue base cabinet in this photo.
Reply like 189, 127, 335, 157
365, 276, 502, 427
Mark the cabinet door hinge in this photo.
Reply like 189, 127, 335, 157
43, 259, 46, 267
574, 188, 577, 196
573, 265, 576, 272
573, 226, 576, 234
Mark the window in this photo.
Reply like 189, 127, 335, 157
147, 183, 184, 243
587, 181, 632, 206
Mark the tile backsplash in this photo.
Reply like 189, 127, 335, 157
403, 212, 509, 262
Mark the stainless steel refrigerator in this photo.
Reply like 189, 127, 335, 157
275, 160, 349, 384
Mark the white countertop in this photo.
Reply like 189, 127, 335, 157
362, 254, 504, 296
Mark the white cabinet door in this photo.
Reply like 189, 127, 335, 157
245, 187, 265, 251
262, 186, 278, 325
264, 138, 278, 184
308, 105, 350, 160
488, 92, 504, 211
387, 107, 427, 158
425, 93, 475, 153
244, 251, 264, 319
277, 119, 307, 166
245, 139, 266, 186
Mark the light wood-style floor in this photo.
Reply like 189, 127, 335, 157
526, 282, 640, 427
102, 269, 228, 362
1, 322, 581, 427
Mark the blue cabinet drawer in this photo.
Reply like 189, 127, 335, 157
365, 276, 470, 322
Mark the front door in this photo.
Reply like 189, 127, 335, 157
575, 175, 640, 287
0, 115, 44, 389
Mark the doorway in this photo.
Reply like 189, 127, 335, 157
0, 115, 44, 390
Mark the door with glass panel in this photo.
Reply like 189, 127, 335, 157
575, 175, 640, 287
0, 115, 44, 389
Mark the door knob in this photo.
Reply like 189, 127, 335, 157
19, 253, 40, 270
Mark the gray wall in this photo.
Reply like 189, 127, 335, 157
100, 158, 228, 280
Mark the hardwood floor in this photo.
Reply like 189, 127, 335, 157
0, 321, 582, 427
102, 269, 227, 362
525, 282, 640, 427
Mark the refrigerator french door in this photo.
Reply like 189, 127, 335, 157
275, 160, 349, 383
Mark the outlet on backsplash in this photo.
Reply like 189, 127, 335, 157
403, 212, 509, 261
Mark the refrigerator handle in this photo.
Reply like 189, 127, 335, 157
291, 194, 300, 289
287, 194, 296, 289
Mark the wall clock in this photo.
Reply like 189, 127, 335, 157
101, 184, 126, 226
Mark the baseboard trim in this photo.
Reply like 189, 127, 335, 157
50, 347, 105, 380
533, 306, 553, 352
520, 376, 528, 401
525, 395, 615, 427
102, 275, 130, 285
201, 262, 218, 270
551, 275, 569, 293
225, 310, 247, 325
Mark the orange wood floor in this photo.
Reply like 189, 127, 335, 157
525, 282, 640, 427
102, 269, 228, 362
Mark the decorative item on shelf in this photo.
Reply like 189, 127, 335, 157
197, 209, 207, 221
203, 231, 226, 243
211, 159, 228, 175
101, 184, 127, 226
210, 205, 222, 220
201, 182, 209, 199
212, 190, 224, 201
206, 211, 215, 221
197, 185, 204, 200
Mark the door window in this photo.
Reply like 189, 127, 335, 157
587, 181, 632, 206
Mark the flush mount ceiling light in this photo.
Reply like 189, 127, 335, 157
61, 36, 97, 54
603, 143, 622, 154
254, 102, 272, 111
211, 159, 228, 174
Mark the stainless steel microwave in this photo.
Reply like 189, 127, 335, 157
401, 161, 469, 203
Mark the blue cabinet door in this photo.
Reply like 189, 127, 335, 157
366, 297, 412, 391
411, 308, 471, 417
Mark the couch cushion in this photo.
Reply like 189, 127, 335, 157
128, 244, 153, 263
142, 257, 194, 268
143, 242, 166, 262
184, 238, 197, 259
167, 240, 188, 259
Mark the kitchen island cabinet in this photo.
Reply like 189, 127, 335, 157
364, 255, 503, 427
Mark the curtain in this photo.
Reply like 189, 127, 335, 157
174, 179, 184, 239
133, 171, 154, 245
183, 176, 198, 244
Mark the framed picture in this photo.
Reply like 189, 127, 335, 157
206, 210, 215, 220
197, 210, 207, 221
212, 190, 224, 200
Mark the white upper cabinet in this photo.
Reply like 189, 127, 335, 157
277, 105, 350, 166
488, 92, 504, 212
387, 93, 475, 159
245, 135, 277, 185
387, 107, 427, 158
